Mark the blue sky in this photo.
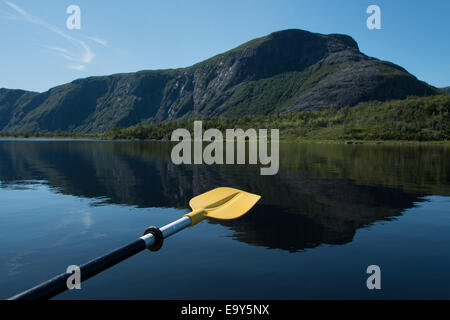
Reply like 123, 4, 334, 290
1, 0, 449, 92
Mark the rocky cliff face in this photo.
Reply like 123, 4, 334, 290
0, 29, 438, 133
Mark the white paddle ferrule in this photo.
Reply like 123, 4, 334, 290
139, 216, 191, 248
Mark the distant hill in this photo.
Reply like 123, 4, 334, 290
0, 29, 438, 133
440, 87, 450, 94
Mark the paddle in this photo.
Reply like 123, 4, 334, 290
9, 187, 261, 300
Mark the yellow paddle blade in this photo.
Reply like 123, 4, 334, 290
185, 187, 261, 225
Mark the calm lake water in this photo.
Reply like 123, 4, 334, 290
0, 139, 449, 299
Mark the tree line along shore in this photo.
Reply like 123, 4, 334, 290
1, 95, 449, 143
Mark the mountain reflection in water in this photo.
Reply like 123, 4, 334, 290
0, 140, 449, 252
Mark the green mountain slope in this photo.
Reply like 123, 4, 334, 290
0, 29, 438, 133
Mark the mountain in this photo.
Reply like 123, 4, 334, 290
440, 87, 450, 94
0, 29, 438, 133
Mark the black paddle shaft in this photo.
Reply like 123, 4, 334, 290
9, 239, 147, 300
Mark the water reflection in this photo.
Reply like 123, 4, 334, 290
0, 140, 449, 252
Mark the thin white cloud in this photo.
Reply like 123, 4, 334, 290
88, 36, 108, 47
44, 46, 70, 54
4, 1, 94, 69
67, 64, 86, 71
44, 45, 78, 62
